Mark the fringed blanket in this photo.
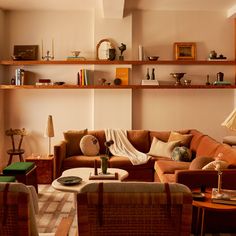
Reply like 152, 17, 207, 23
105, 129, 150, 165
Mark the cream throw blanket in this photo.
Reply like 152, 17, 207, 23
105, 129, 150, 165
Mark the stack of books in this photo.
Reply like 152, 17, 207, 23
78, 69, 91, 86
211, 188, 236, 205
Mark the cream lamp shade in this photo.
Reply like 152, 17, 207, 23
45, 115, 54, 156
221, 108, 236, 131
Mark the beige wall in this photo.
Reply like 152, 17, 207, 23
0, 9, 236, 168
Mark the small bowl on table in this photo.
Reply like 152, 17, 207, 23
147, 56, 159, 61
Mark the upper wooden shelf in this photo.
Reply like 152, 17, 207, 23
1, 84, 236, 90
0, 60, 235, 66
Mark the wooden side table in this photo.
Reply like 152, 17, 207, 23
193, 191, 236, 236
25, 155, 55, 184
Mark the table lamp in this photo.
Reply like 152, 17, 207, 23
221, 108, 236, 146
222, 108, 236, 130
44, 115, 54, 156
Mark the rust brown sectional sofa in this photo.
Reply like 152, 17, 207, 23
54, 128, 236, 188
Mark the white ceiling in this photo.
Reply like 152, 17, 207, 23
0, 0, 235, 12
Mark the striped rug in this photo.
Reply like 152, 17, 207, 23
36, 184, 236, 236
36, 184, 77, 235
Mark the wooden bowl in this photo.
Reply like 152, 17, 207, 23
148, 56, 159, 61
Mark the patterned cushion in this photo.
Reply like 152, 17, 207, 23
80, 135, 100, 156
63, 129, 88, 156
171, 146, 192, 162
202, 160, 229, 170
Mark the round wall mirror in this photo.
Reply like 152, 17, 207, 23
96, 39, 114, 60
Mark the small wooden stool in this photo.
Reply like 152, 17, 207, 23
3, 162, 38, 192
223, 136, 236, 146
5, 128, 27, 165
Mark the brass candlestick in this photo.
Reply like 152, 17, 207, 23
42, 39, 54, 61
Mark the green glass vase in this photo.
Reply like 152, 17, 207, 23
100, 156, 108, 174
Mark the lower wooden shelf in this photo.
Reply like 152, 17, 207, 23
1, 84, 236, 89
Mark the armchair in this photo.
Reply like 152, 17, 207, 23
0, 182, 73, 236
76, 182, 192, 236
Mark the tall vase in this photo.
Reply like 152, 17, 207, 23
100, 156, 108, 174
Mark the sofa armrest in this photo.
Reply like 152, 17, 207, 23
175, 169, 236, 190
54, 141, 67, 178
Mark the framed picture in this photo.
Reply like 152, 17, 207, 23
13, 45, 38, 60
174, 42, 196, 60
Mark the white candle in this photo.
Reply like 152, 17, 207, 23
138, 45, 143, 61
41, 40, 44, 58
52, 39, 54, 57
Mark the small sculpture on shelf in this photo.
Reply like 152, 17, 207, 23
208, 50, 227, 60
206, 74, 211, 85
146, 68, 150, 80
118, 43, 126, 61
151, 68, 155, 80
41, 39, 54, 61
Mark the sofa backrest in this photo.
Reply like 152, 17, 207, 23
214, 144, 236, 168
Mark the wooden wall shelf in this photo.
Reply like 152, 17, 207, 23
1, 84, 236, 90
0, 60, 235, 66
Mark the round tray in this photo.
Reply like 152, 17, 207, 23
57, 176, 82, 186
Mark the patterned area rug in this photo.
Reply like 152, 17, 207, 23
37, 184, 236, 236
37, 184, 77, 235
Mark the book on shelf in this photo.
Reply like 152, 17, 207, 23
78, 69, 91, 86
211, 188, 236, 205
141, 80, 159, 85
67, 56, 86, 61
89, 172, 118, 180
115, 68, 129, 85
213, 81, 231, 86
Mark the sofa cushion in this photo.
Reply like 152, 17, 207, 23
195, 135, 221, 157
168, 131, 193, 147
171, 146, 192, 162
148, 137, 180, 158
149, 130, 190, 143
88, 130, 106, 154
127, 130, 150, 153
189, 129, 205, 152
149, 131, 171, 142
189, 157, 214, 170
80, 135, 100, 156
109, 156, 154, 169
63, 155, 101, 170
154, 160, 190, 174
64, 129, 88, 156
202, 160, 229, 170
214, 144, 236, 168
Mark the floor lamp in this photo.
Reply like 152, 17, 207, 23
45, 115, 54, 156
221, 108, 236, 146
